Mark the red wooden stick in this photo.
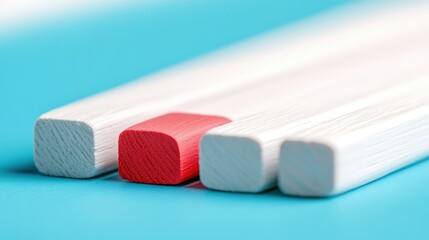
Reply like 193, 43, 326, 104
118, 113, 231, 184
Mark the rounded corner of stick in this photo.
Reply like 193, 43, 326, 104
34, 118, 96, 178
200, 133, 267, 192
279, 139, 336, 197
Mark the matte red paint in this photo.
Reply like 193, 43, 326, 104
118, 113, 231, 184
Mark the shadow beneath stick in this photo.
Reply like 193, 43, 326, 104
100, 171, 291, 198
2, 156, 355, 200
101, 171, 124, 182
102, 172, 207, 190
3, 157, 40, 176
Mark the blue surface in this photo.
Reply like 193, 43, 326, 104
1, 0, 429, 239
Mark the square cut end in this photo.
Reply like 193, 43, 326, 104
118, 112, 231, 184
200, 134, 271, 193
279, 140, 336, 197
34, 118, 97, 178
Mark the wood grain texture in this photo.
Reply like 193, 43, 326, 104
199, 36, 429, 193
118, 113, 231, 184
279, 78, 429, 197
119, 30, 429, 185
34, 0, 429, 178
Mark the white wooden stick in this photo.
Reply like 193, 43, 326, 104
34, 0, 429, 178
199, 36, 429, 193
278, 78, 429, 197
119, 30, 429, 184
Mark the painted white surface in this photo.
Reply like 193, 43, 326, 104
35, 0, 429, 178
279, 78, 429, 197
199, 35, 429, 193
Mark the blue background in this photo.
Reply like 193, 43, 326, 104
1, 0, 428, 239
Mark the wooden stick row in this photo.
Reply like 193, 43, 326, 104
34, 0, 429, 196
